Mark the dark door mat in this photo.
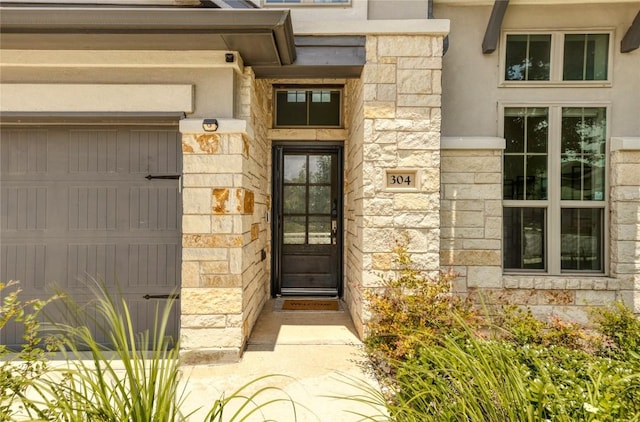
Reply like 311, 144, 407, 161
281, 299, 339, 311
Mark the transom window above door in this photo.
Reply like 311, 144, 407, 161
503, 32, 611, 84
274, 87, 343, 128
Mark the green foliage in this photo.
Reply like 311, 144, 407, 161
591, 301, 640, 357
0, 281, 58, 421
364, 237, 477, 362
21, 279, 187, 421
4, 278, 300, 422
362, 239, 640, 422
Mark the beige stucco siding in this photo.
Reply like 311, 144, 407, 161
437, 3, 640, 137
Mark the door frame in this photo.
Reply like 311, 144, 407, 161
271, 142, 344, 297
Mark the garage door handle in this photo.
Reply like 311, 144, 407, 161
145, 174, 180, 180
143, 294, 180, 300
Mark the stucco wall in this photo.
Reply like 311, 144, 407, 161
436, 3, 640, 138
0, 51, 237, 118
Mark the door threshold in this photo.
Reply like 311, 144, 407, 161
280, 288, 338, 297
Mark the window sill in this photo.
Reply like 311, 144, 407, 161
499, 81, 612, 88
502, 274, 618, 291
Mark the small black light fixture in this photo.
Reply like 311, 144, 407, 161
225, 53, 235, 63
202, 118, 219, 132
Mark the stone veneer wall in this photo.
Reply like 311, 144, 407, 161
441, 138, 639, 324
611, 139, 640, 314
346, 34, 445, 337
440, 144, 503, 294
179, 68, 271, 363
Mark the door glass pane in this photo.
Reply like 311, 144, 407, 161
283, 216, 306, 245
308, 217, 331, 245
561, 208, 603, 271
563, 34, 609, 81
284, 155, 307, 183
503, 207, 545, 270
309, 155, 332, 183
283, 186, 306, 213
309, 186, 331, 213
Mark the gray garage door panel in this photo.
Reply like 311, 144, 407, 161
1, 126, 181, 348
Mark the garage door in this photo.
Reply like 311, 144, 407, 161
0, 125, 181, 348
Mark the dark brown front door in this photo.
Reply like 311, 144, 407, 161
272, 144, 342, 296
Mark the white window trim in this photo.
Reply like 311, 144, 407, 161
499, 29, 615, 88
499, 101, 611, 276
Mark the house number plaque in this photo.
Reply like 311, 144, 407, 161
386, 170, 418, 189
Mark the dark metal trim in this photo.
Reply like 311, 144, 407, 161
143, 294, 180, 300
0, 6, 296, 65
621, 10, 640, 53
0, 112, 184, 125
146, 174, 181, 180
482, 0, 509, 54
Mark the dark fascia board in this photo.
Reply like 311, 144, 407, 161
621, 9, 640, 53
0, 6, 296, 64
482, 0, 509, 54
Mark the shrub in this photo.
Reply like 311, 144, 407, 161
364, 237, 478, 362
0, 281, 58, 420
591, 301, 640, 357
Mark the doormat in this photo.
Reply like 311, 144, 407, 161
281, 299, 339, 311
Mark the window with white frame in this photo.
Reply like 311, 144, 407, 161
503, 106, 607, 273
503, 32, 611, 83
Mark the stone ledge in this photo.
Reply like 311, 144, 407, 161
611, 137, 640, 151
180, 348, 241, 365
503, 276, 619, 290
441, 137, 506, 150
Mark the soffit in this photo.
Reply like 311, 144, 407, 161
0, 7, 296, 67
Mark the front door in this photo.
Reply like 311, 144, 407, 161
272, 144, 343, 296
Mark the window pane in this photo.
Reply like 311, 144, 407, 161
504, 155, 525, 200
283, 155, 307, 183
276, 91, 307, 126
526, 155, 547, 200
561, 208, 603, 271
504, 207, 545, 270
308, 217, 331, 245
504, 108, 548, 200
309, 186, 331, 214
283, 216, 306, 245
528, 35, 552, 80
563, 34, 609, 81
309, 155, 332, 183
561, 107, 606, 200
504, 108, 525, 153
505, 34, 550, 81
308, 90, 341, 126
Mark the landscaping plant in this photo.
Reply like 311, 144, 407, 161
362, 237, 640, 422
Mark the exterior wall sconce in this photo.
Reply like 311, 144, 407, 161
202, 119, 219, 132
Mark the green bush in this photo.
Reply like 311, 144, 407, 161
362, 240, 640, 422
0, 281, 58, 420
364, 237, 478, 362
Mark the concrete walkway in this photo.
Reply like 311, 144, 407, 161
181, 299, 386, 421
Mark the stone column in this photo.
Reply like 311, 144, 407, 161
178, 118, 265, 363
440, 138, 504, 294
611, 137, 640, 314
346, 34, 444, 337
